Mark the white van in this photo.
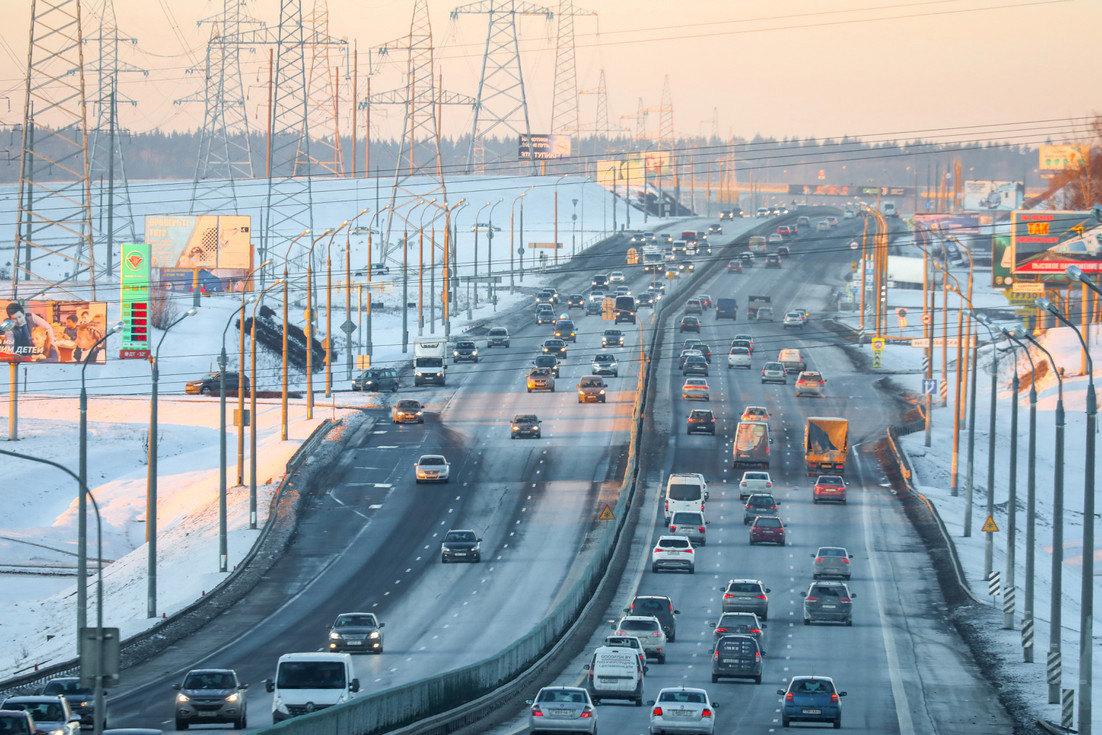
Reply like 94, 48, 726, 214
584, 645, 645, 705
664, 473, 708, 523
265, 652, 361, 723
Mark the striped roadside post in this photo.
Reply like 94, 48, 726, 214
1048, 649, 1062, 704
1021, 616, 1034, 661
1061, 688, 1074, 730
1002, 586, 1016, 629
986, 570, 1001, 605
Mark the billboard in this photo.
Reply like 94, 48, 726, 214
120, 242, 151, 359
964, 180, 1024, 211
0, 300, 110, 364
145, 215, 253, 292
596, 158, 644, 192
1012, 210, 1102, 275
992, 234, 1014, 287
518, 134, 572, 160
913, 212, 983, 237
1039, 144, 1089, 174
642, 150, 671, 177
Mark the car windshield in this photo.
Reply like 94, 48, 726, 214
632, 599, 667, 613
667, 483, 702, 501
580, 378, 602, 387
690, 411, 711, 419
275, 662, 346, 690
745, 473, 768, 481
595, 354, 615, 362
819, 476, 844, 485
793, 679, 835, 694
749, 496, 774, 507
819, 547, 847, 557
514, 415, 536, 424
813, 586, 845, 598
660, 537, 690, 548
658, 691, 705, 704
620, 620, 658, 632
535, 356, 556, 366
538, 690, 587, 704
756, 517, 781, 527
2, 703, 64, 723
672, 513, 702, 524
335, 614, 376, 627
457, 342, 474, 349
183, 671, 236, 689
43, 681, 92, 697
420, 457, 445, 466
397, 401, 420, 409
445, 531, 477, 543
728, 582, 762, 593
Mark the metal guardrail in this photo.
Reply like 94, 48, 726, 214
0, 417, 342, 698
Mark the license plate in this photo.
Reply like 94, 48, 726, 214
672, 710, 694, 718
822, 604, 837, 609
346, 640, 362, 645
598, 678, 616, 685
198, 712, 219, 717
722, 658, 736, 664
803, 709, 822, 715
551, 709, 571, 716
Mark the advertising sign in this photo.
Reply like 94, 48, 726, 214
964, 180, 1024, 211
120, 242, 151, 359
914, 212, 982, 236
1038, 144, 1089, 174
1012, 210, 1102, 275
0, 300, 109, 364
518, 134, 572, 160
642, 150, 671, 176
145, 215, 254, 293
992, 234, 1014, 287
596, 159, 644, 192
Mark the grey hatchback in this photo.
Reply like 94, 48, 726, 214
720, 579, 770, 619
803, 581, 856, 626
712, 612, 766, 655
743, 493, 779, 525
711, 635, 763, 684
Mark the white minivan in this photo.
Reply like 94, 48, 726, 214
585, 645, 646, 705
265, 652, 360, 723
664, 473, 708, 523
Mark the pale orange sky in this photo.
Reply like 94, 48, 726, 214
0, 0, 1098, 145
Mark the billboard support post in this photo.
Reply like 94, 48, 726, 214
8, 363, 16, 442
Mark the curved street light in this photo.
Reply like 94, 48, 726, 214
237, 260, 271, 485
304, 230, 334, 417
281, 231, 310, 441
249, 280, 284, 530
510, 188, 532, 292
486, 198, 504, 305
324, 221, 355, 397
343, 209, 371, 378
417, 202, 438, 335
218, 296, 255, 573
972, 310, 1000, 577
443, 200, 467, 338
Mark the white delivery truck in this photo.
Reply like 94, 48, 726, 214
413, 338, 447, 386
265, 652, 360, 723
584, 645, 646, 705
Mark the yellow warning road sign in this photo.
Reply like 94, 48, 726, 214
598, 505, 615, 521
981, 516, 1000, 533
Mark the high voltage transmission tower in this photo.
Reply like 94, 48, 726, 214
372, 0, 474, 263
179, 0, 268, 214
302, 0, 348, 177
578, 68, 613, 139
451, 0, 552, 174
15, 0, 96, 297
87, 0, 143, 278
549, 0, 594, 139
658, 74, 674, 148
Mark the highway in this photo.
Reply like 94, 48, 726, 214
484, 214, 1014, 734
102, 218, 751, 731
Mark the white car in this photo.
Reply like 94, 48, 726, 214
739, 406, 770, 423
767, 233, 784, 244
738, 471, 773, 500
648, 687, 718, 735
613, 615, 668, 663
783, 311, 805, 329
681, 378, 710, 401
414, 455, 450, 483
651, 535, 696, 574
727, 347, 751, 370
527, 687, 598, 734
817, 220, 831, 231
733, 334, 754, 351
609, 271, 626, 282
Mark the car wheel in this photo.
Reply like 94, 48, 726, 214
688, 566, 695, 574
814, 573, 820, 580
415, 479, 422, 484
846, 618, 853, 627
441, 556, 447, 563
651, 563, 658, 572
527, 388, 532, 393
834, 717, 842, 729
761, 611, 768, 621
199, 386, 212, 396
177, 721, 189, 731
711, 674, 718, 683
657, 652, 666, 664
235, 714, 247, 730
686, 429, 691, 435
804, 618, 811, 625
754, 674, 762, 684
635, 695, 643, 707
782, 716, 790, 727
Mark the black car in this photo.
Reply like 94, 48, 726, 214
765, 253, 781, 269
680, 316, 701, 333
542, 339, 568, 358
636, 292, 654, 307
441, 529, 482, 563
554, 320, 577, 343
40, 677, 98, 729
682, 355, 709, 376
625, 595, 681, 641
511, 414, 541, 439
592, 274, 609, 289
687, 408, 717, 435
602, 329, 624, 348
486, 327, 510, 347
452, 340, 479, 363
567, 294, 585, 309
352, 367, 399, 392
531, 354, 561, 377
0, 711, 33, 735
184, 371, 250, 396
327, 612, 385, 653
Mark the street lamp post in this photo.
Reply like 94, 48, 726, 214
608, 166, 618, 232
249, 281, 283, 530
218, 298, 255, 573
1020, 319, 1066, 705
78, 321, 123, 641
572, 197, 579, 257
553, 175, 568, 266
280, 231, 310, 442
974, 312, 999, 578
1041, 284, 1096, 735
418, 203, 438, 335
1005, 326, 1038, 661
304, 230, 332, 419
443, 200, 466, 339
324, 221, 354, 397
486, 199, 502, 305
365, 206, 391, 359
236, 261, 270, 485
472, 201, 492, 308
509, 188, 532, 293
147, 307, 198, 618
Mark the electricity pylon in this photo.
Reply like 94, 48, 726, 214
302, 0, 348, 177
15, 0, 96, 297
549, 0, 594, 138
579, 68, 613, 138
87, 0, 142, 278
658, 74, 674, 148
451, 0, 552, 174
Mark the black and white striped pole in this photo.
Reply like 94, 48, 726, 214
1008, 326, 1038, 663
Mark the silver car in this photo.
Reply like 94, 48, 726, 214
760, 362, 786, 384
812, 546, 853, 580
803, 581, 856, 626
414, 454, 450, 483
173, 669, 248, 730
614, 615, 668, 662
527, 687, 598, 734
720, 579, 770, 619
669, 510, 707, 546
647, 687, 718, 735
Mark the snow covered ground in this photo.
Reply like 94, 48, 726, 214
0, 174, 666, 681
839, 262, 1102, 731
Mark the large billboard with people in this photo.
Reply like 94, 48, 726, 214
963, 180, 1024, 211
145, 215, 254, 293
0, 300, 110, 364
1012, 210, 1102, 275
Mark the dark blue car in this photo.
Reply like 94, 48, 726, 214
778, 676, 846, 728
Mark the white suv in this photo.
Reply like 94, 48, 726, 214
651, 535, 696, 574
727, 346, 751, 369
738, 471, 773, 500
612, 616, 668, 663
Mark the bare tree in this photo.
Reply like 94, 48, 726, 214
150, 287, 181, 330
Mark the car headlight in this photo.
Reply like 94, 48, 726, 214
599, 389, 605, 394
415, 370, 424, 376
512, 425, 520, 431
225, 692, 240, 703
177, 693, 191, 703
369, 631, 380, 639
50, 728, 66, 735
453, 351, 459, 357
472, 349, 478, 355
273, 696, 289, 714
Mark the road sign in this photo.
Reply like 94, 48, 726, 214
79, 627, 120, 687
356, 354, 371, 369
850, 240, 859, 250
528, 242, 562, 249
870, 338, 885, 352
921, 312, 932, 325
922, 378, 937, 395
872, 354, 882, 368
340, 319, 356, 334
982, 515, 1000, 533
598, 504, 615, 520
987, 570, 1001, 596
627, 247, 639, 264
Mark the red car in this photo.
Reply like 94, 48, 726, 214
727, 260, 743, 273
749, 516, 786, 545
776, 225, 794, 237
813, 475, 848, 504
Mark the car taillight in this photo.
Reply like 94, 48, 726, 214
699, 526, 706, 532
755, 652, 761, 662
653, 632, 661, 636
785, 693, 794, 702
715, 627, 727, 633
766, 481, 772, 487
816, 558, 824, 562
839, 598, 852, 603
755, 594, 767, 600
702, 708, 713, 718
686, 547, 693, 553
806, 596, 820, 602
580, 707, 593, 718
653, 707, 663, 717
750, 628, 762, 635
670, 525, 677, 532
831, 694, 840, 703
531, 706, 544, 716
712, 651, 719, 661
842, 558, 850, 563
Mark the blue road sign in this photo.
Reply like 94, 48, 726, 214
922, 378, 937, 395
